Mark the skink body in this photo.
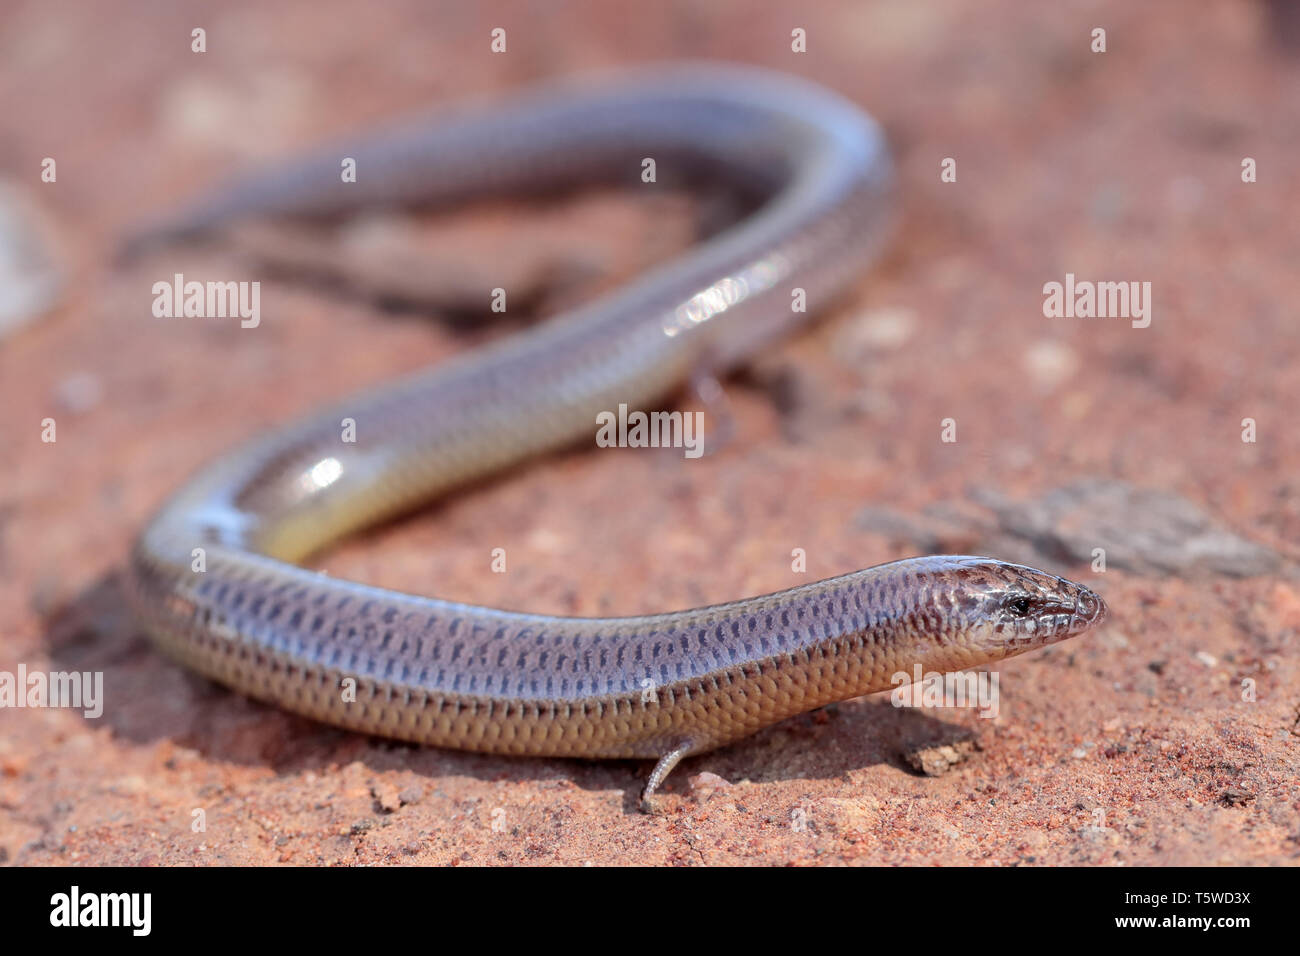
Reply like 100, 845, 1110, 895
125, 65, 1107, 808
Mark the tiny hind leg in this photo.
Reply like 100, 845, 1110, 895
639, 740, 695, 814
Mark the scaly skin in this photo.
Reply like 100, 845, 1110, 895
123, 65, 1107, 809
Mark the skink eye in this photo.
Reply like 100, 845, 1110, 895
1007, 597, 1031, 616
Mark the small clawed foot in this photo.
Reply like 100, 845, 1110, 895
637, 739, 694, 814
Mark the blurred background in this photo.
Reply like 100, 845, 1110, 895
1, 0, 1297, 865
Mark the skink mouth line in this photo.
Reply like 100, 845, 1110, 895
1005, 601, 1106, 643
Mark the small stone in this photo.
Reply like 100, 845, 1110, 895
835, 306, 917, 364
906, 739, 975, 776
1219, 789, 1254, 807
0, 181, 65, 340
687, 771, 732, 800
1023, 340, 1080, 390
371, 783, 401, 814
54, 373, 103, 414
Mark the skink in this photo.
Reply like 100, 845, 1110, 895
124, 64, 1107, 810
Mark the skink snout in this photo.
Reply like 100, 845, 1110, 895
1069, 586, 1107, 634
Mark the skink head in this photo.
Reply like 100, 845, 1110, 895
898, 556, 1107, 668
952, 556, 1107, 655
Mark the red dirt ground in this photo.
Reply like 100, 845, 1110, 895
1, 0, 1297, 865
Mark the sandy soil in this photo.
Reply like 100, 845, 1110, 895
1, 0, 1297, 865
